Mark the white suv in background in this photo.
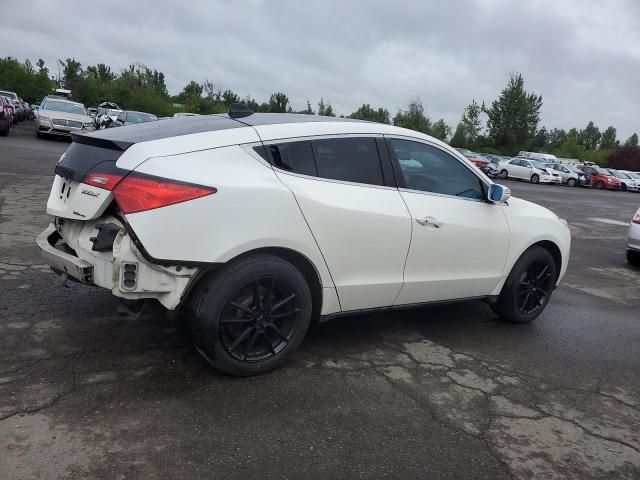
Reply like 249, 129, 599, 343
498, 157, 563, 184
37, 106, 571, 376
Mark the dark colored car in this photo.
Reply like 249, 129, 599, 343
576, 165, 621, 190
110, 110, 159, 127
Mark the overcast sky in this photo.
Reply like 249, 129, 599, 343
4, 0, 639, 139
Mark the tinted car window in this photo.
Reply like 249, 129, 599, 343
388, 139, 484, 200
311, 137, 384, 186
268, 141, 317, 177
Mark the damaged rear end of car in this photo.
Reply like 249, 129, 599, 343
37, 134, 211, 309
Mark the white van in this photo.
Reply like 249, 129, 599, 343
518, 151, 558, 163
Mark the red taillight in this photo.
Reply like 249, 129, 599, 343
113, 173, 216, 214
84, 173, 125, 190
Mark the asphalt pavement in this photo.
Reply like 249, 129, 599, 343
1, 122, 639, 479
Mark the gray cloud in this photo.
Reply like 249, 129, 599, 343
3, 0, 638, 138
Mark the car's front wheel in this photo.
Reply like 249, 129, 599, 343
499, 169, 508, 179
628, 250, 640, 267
595, 181, 604, 189
189, 254, 312, 376
531, 174, 540, 184
492, 246, 557, 324
567, 178, 577, 187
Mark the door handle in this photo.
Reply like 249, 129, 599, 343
415, 216, 442, 228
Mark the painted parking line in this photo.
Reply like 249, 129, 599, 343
587, 217, 630, 226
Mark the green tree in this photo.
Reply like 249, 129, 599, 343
532, 126, 550, 151
318, 98, 335, 117
393, 98, 432, 134
431, 118, 451, 141
599, 126, 618, 150
485, 73, 543, 153
449, 123, 466, 147
349, 104, 390, 124
625, 133, 638, 146
58, 57, 82, 89
459, 100, 483, 148
268, 92, 289, 113
300, 100, 314, 114
548, 128, 567, 150
577, 121, 601, 150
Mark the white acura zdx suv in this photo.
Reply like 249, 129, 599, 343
37, 105, 571, 376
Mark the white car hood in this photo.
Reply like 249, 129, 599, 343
505, 196, 559, 221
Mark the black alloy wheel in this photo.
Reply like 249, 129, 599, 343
514, 262, 554, 316
595, 181, 605, 189
492, 246, 557, 323
499, 169, 508, 179
220, 276, 300, 363
189, 254, 312, 376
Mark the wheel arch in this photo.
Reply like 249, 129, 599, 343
182, 246, 324, 323
532, 240, 562, 282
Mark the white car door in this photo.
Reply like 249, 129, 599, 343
386, 138, 510, 304
266, 136, 412, 312
505, 159, 524, 179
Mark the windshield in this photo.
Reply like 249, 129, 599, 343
610, 170, 629, 179
43, 100, 87, 116
625, 171, 640, 179
593, 167, 610, 175
530, 160, 546, 169
126, 112, 158, 124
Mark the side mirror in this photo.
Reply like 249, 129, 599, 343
488, 184, 511, 204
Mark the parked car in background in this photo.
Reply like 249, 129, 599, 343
0, 90, 23, 122
35, 97, 95, 138
621, 171, 640, 191
575, 165, 621, 190
518, 151, 559, 164
36, 106, 570, 376
627, 206, 640, 266
607, 169, 640, 192
498, 158, 562, 184
454, 148, 492, 175
110, 110, 158, 127
87, 107, 97, 117
547, 163, 583, 187
95, 102, 122, 128
173, 112, 200, 117
0, 97, 11, 135
1, 96, 14, 128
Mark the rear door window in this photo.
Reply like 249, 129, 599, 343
311, 137, 384, 186
268, 141, 317, 177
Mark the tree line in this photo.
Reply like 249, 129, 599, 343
1, 56, 638, 167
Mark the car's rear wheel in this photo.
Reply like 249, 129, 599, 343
190, 254, 312, 376
531, 174, 540, 184
595, 181, 604, 189
499, 169, 508, 179
628, 250, 640, 267
567, 178, 577, 187
492, 246, 557, 324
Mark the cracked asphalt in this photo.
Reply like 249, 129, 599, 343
1, 122, 639, 479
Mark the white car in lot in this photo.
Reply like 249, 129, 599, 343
37, 106, 571, 376
498, 158, 563, 184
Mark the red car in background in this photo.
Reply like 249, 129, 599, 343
0, 96, 13, 135
576, 165, 622, 190
454, 148, 492, 174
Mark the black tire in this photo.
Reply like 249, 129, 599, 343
567, 178, 577, 187
621, 183, 627, 192
491, 246, 557, 324
595, 181, 604, 189
531, 174, 540, 184
189, 254, 312, 376
12, 117, 17, 125
499, 169, 508, 179
628, 250, 640, 267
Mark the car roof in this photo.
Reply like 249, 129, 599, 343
74, 112, 444, 152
